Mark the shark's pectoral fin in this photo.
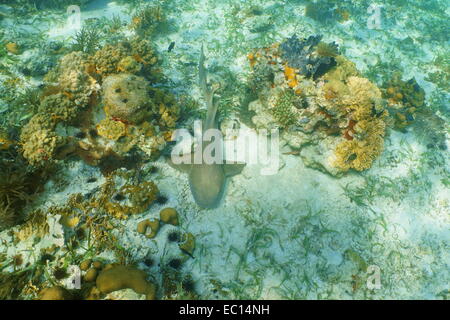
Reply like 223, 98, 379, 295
223, 162, 246, 177
166, 153, 193, 173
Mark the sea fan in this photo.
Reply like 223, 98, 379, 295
280, 35, 338, 79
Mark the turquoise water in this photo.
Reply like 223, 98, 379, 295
0, 0, 448, 300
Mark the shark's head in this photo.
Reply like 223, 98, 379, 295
189, 164, 226, 209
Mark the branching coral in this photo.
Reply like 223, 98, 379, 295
131, 5, 166, 39
71, 26, 101, 54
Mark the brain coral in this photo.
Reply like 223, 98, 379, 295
96, 265, 157, 300
103, 73, 153, 124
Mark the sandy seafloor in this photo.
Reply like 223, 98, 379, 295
0, 0, 449, 299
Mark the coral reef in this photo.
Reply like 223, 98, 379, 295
271, 89, 304, 128
38, 93, 79, 123
19, 50, 99, 165
117, 56, 142, 74
90, 43, 130, 78
248, 35, 390, 174
19, 35, 179, 166
19, 48, 56, 77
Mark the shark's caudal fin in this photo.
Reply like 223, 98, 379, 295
198, 44, 208, 98
199, 44, 218, 130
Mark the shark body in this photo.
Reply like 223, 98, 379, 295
170, 46, 244, 209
